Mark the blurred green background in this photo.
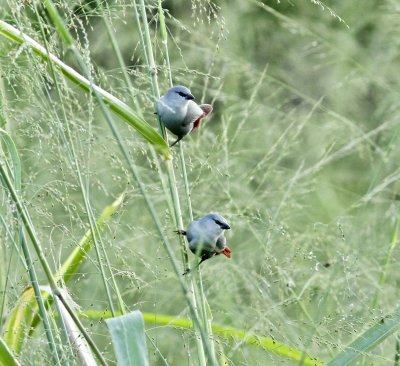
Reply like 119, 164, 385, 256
1, 0, 400, 364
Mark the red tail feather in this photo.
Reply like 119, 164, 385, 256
193, 117, 203, 129
193, 104, 213, 130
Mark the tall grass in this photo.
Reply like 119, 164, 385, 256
1, 0, 400, 365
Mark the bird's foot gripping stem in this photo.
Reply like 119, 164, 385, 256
174, 229, 187, 236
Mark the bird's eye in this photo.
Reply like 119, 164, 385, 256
177, 91, 187, 98
214, 220, 222, 226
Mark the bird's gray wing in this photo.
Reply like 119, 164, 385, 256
193, 104, 212, 129
183, 101, 204, 126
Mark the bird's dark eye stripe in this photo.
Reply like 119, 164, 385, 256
214, 220, 222, 226
177, 91, 187, 97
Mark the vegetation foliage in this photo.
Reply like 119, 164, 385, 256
1, 0, 400, 365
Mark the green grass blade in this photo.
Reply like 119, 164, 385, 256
85, 310, 324, 366
0, 20, 170, 159
328, 306, 400, 366
55, 292, 97, 366
0, 139, 61, 363
54, 193, 125, 284
105, 311, 149, 366
0, 128, 21, 190
0, 336, 21, 366
1, 288, 37, 355
1, 195, 124, 353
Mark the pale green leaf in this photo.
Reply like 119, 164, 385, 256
0, 337, 21, 366
0, 20, 171, 159
106, 311, 149, 366
328, 306, 400, 366
1, 195, 124, 353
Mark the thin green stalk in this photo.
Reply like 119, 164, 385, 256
0, 128, 61, 363
0, 170, 61, 364
158, 0, 173, 87
0, 160, 108, 366
136, 1, 214, 364
130, 0, 175, 220
38, 1, 131, 316
157, 0, 217, 359
42, 6, 212, 361
0, 234, 14, 330
33, 7, 120, 317
101, 1, 175, 228
102, 2, 143, 113
372, 216, 399, 309
0, 20, 170, 159
131, 0, 150, 65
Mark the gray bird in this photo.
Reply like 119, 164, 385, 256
156, 85, 213, 147
177, 213, 231, 273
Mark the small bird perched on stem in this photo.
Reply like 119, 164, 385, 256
177, 213, 231, 274
156, 85, 213, 147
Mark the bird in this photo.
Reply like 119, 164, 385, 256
177, 213, 231, 274
156, 85, 213, 147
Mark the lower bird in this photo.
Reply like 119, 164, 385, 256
177, 213, 231, 274
156, 85, 213, 147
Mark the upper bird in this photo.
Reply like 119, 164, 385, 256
156, 85, 213, 147
178, 213, 231, 273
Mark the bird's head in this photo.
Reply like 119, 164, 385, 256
203, 212, 231, 236
166, 85, 195, 102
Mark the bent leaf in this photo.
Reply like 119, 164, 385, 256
85, 310, 324, 366
0, 20, 170, 159
0, 336, 20, 366
1, 194, 124, 354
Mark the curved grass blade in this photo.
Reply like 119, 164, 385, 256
85, 310, 324, 366
0, 336, 21, 366
55, 291, 97, 366
0, 20, 170, 159
1, 288, 40, 355
105, 311, 149, 366
328, 306, 400, 366
1, 195, 124, 352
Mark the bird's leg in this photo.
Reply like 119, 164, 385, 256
198, 253, 217, 266
169, 136, 183, 147
183, 261, 201, 276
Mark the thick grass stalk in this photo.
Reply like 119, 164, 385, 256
40, 3, 214, 364
100, 1, 175, 222
135, 1, 215, 364
157, 0, 217, 359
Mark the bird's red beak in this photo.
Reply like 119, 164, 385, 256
221, 246, 231, 259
